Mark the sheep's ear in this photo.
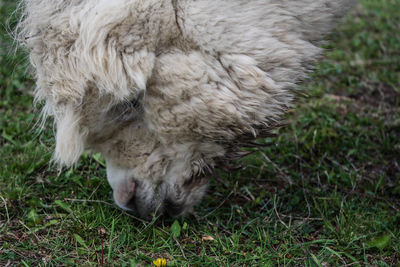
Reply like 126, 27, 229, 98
53, 105, 87, 167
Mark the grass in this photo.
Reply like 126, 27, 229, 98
1, 0, 399, 266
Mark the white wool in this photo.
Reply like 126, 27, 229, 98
16, 0, 358, 213
54, 104, 87, 167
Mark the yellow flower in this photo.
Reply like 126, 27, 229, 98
153, 258, 167, 267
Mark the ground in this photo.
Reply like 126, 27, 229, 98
0, 0, 399, 266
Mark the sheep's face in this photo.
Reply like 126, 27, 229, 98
56, 90, 224, 219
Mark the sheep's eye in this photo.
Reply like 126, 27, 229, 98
107, 97, 143, 123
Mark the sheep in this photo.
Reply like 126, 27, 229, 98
16, 0, 358, 219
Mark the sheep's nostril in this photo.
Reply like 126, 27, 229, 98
114, 179, 136, 207
125, 194, 137, 211
165, 199, 184, 217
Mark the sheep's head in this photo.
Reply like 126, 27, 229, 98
25, 16, 282, 218
52, 86, 227, 219
17, 7, 294, 219
17, 0, 223, 218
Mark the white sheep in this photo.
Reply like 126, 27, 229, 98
17, 0, 358, 218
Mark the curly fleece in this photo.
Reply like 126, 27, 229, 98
17, 0, 358, 216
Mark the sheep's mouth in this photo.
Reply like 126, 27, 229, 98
164, 199, 185, 217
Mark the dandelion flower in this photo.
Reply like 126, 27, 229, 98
153, 258, 167, 267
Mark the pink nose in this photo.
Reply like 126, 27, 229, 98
114, 179, 136, 206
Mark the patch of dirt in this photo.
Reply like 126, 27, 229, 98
350, 82, 400, 107
385, 160, 400, 180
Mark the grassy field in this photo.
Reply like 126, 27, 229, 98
1, 0, 399, 266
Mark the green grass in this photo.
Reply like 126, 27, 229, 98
1, 0, 399, 266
